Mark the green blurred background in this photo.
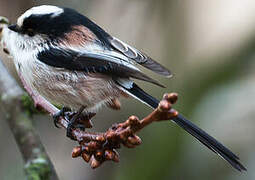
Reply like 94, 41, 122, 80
0, 0, 254, 179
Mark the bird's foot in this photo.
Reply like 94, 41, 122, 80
66, 112, 96, 140
64, 106, 85, 140
53, 107, 71, 128
66, 122, 76, 140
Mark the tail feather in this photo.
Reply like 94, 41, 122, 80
122, 83, 246, 171
173, 114, 246, 171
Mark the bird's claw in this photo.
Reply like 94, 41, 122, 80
66, 122, 76, 140
65, 106, 86, 140
54, 106, 92, 140
53, 117, 61, 128
53, 107, 72, 128
66, 117, 87, 140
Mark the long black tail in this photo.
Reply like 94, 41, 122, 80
124, 83, 246, 171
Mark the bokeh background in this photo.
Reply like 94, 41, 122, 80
0, 0, 254, 179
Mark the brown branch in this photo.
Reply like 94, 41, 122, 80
70, 93, 179, 168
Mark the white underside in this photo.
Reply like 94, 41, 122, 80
1, 27, 137, 112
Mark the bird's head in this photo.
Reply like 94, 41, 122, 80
8, 5, 85, 39
3, 5, 100, 57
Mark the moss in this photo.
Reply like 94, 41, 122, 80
54, 104, 63, 110
25, 156, 51, 180
20, 94, 62, 116
20, 94, 40, 116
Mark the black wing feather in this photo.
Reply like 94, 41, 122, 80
37, 48, 165, 87
66, 12, 172, 77
109, 37, 172, 77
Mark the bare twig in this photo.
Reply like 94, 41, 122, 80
70, 93, 179, 168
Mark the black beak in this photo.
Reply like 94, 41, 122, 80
8, 24, 21, 33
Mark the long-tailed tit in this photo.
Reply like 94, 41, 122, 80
1, 5, 246, 171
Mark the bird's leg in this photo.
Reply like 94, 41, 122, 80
53, 105, 94, 132
53, 107, 72, 128
66, 106, 86, 140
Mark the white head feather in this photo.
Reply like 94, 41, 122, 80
17, 5, 64, 27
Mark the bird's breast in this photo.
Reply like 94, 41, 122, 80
30, 61, 122, 110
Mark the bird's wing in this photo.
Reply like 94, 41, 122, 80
36, 47, 165, 87
107, 36, 172, 77
75, 15, 172, 77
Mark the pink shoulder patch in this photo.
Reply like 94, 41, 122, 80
62, 25, 97, 46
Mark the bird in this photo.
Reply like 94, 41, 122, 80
1, 5, 246, 171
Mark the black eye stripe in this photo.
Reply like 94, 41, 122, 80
27, 29, 35, 36
13, 25, 36, 36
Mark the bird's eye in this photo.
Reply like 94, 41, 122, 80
27, 28, 35, 37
